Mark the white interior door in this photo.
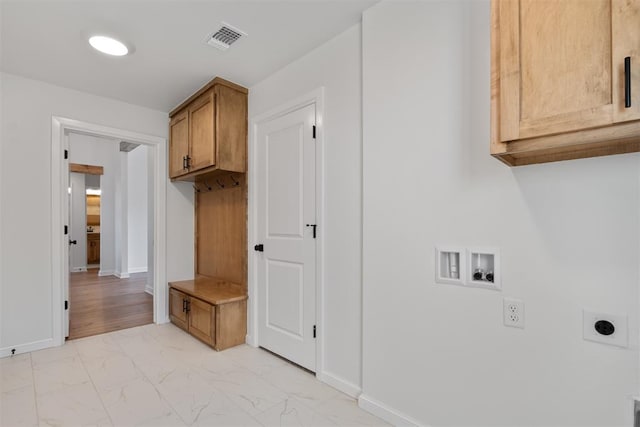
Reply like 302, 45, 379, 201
257, 103, 317, 371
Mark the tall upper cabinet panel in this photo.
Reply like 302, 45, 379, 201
169, 77, 248, 180
491, 0, 640, 166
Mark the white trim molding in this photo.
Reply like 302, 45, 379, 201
129, 267, 148, 274
358, 394, 425, 427
98, 269, 115, 277
51, 116, 168, 348
0, 338, 55, 359
245, 334, 257, 347
316, 371, 361, 398
114, 271, 130, 279
144, 283, 154, 296
248, 87, 326, 374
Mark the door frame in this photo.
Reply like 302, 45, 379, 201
51, 116, 168, 346
248, 87, 325, 374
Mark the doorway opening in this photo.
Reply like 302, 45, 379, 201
51, 117, 168, 347
66, 135, 153, 339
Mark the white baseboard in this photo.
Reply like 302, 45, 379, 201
98, 269, 114, 277
245, 334, 258, 347
317, 371, 361, 398
358, 394, 424, 427
0, 338, 55, 358
70, 266, 87, 272
144, 284, 154, 295
129, 267, 148, 274
114, 271, 130, 279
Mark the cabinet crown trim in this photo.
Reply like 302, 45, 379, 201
170, 77, 248, 117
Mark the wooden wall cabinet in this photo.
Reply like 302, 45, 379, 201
169, 77, 248, 180
491, 0, 640, 166
87, 233, 100, 264
168, 76, 248, 352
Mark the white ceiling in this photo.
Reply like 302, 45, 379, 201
0, 0, 375, 112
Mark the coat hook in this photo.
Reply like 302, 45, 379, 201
216, 179, 225, 189
203, 181, 212, 191
193, 184, 200, 193
230, 175, 240, 186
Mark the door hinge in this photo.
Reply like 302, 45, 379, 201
64, 300, 68, 310
254, 244, 264, 252
313, 325, 316, 338
64, 150, 68, 159
64, 225, 68, 235
306, 224, 317, 239
312, 125, 316, 139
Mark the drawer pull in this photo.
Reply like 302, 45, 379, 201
625, 56, 632, 108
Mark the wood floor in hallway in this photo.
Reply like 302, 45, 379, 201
69, 269, 153, 340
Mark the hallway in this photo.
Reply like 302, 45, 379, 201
69, 270, 153, 340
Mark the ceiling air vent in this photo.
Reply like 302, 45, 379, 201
206, 23, 246, 51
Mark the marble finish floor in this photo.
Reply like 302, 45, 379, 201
0, 323, 388, 427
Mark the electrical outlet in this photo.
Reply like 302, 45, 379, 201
503, 297, 524, 328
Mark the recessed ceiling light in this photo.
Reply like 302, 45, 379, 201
89, 36, 129, 56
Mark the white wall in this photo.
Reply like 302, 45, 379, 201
115, 151, 128, 277
69, 133, 119, 275
361, 1, 639, 426
127, 145, 148, 273
250, 24, 363, 393
69, 172, 87, 271
0, 72, 194, 353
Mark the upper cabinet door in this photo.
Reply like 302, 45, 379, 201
613, 0, 640, 123
499, 0, 614, 142
188, 90, 216, 172
169, 110, 189, 179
